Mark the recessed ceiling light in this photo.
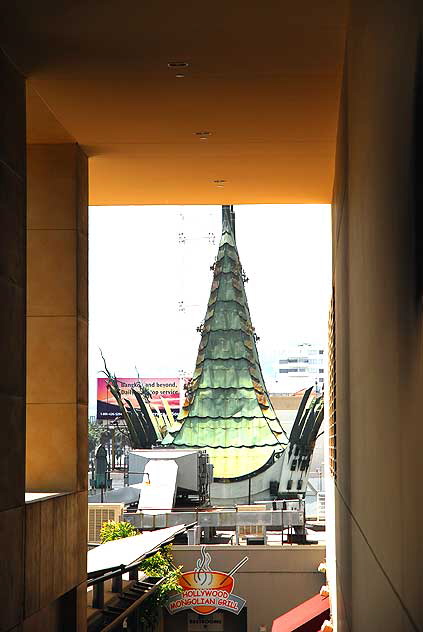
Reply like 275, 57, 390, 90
194, 131, 212, 140
168, 61, 190, 68
175, 73, 185, 78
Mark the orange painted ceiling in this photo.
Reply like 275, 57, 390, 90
1, 1, 347, 205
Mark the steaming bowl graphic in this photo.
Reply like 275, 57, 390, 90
179, 571, 235, 614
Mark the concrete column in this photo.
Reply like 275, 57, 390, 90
0, 50, 26, 631
26, 143, 88, 493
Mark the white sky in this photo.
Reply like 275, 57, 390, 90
89, 204, 332, 417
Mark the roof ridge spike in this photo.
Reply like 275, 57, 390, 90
222, 204, 235, 239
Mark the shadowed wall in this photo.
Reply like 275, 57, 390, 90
0, 47, 27, 632
331, 1, 423, 629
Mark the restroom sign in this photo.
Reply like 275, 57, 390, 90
166, 546, 248, 616
188, 612, 224, 631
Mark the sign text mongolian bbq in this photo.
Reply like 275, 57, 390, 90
166, 547, 248, 616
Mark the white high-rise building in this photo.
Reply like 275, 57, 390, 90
274, 342, 325, 394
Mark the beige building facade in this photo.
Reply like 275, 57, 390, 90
171, 546, 325, 632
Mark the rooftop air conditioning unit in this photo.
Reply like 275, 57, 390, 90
237, 504, 266, 539
88, 503, 124, 544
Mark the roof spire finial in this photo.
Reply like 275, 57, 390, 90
222, 205, 235, 239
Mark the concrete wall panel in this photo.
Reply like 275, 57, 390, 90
26, 404, 76, 492
77, 403, 88, 492
24, 493, 87, 622
27, 230, 77, 316
0, 506, 25, 631
24, 501, 41, 617
0, 54, 26, 176
27, 317, 77, 404
27, 145, 78, 231
0, 162, 26, 288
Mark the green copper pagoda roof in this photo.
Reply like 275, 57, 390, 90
164, 205, 285, 479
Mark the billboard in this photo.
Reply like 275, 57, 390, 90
97, 377, 182, 421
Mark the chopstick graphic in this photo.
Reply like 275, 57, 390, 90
218, 557, 248, 585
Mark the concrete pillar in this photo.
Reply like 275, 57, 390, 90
0, 50, 27, 631
26, 143, 88, 493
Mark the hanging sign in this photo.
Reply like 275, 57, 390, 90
166, 546, 248, 616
